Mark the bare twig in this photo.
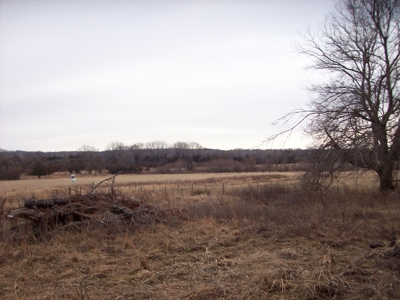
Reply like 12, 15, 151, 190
86, 172, 122, 194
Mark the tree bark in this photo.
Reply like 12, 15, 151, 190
378, 165, 395, 192
24, 198, 70, 209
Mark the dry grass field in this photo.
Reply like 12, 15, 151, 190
0, 172, 296, 209
2, 171, 296, 192
1, 171, 400, 299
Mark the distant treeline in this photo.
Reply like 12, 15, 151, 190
0, 145, 313, 180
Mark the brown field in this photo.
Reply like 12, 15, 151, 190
1, 171, 400, 299
2, 172, 297, 193
0, 172, 298, 209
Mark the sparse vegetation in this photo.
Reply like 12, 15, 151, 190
1, 171, 400, 299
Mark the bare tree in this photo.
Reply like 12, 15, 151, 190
275, 0, 400, 192
144, 141, 170, 161
188, 142, 204, 150
130, 143, 145, 150
145, 141, 170, 150
76, 145, 99, 175
77, 145, 98, 152
173, 141, 190, 149
105, 141, 126, 151
172, 141, 203, 150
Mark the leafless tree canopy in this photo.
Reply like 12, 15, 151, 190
173, 141, 204, 150
280, 0, 400, 191
105, 141, 127, 151
77, 145, 98, 152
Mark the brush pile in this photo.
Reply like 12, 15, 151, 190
6, 174, 186, 235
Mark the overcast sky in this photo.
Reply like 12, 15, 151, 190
0, 0, 335, 152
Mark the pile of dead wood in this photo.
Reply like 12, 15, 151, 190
6, 174, 186, 235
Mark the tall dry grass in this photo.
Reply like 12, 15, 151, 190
1, 173, 400, 299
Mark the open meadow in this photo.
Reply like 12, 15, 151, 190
0, 172, 297, 209
1, 171, 400, 299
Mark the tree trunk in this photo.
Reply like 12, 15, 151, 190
24, 198, 71, 209
378, 166, 395, 192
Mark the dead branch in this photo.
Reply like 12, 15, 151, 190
6, 191, 187, 237
87, 172, 122, 194
8, 208, 42, 220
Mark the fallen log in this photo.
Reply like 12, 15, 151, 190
8, 208, 41, 220
7, 188, 186, 237
24, 198, 70, 209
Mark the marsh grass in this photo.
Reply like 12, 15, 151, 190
1, 173, 400, 299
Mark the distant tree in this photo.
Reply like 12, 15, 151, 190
77, 145, 98, 152
145, 141, 170, 162
172, 142, 203, 170
77, 145, 99, 175
0, 154, 23, 180
172, 141, 203, 150
274, 0, 400, 192
172, 141, 189, 158
145, 141, 170, 150
188, 142, 203, 150
105, 141, 126, 151
30, 160, 47, 179
173, 141, 190, 149
130, 143, 145, 150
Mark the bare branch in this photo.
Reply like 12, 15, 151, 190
273, 0, 400, 192
87, 172, 122, 195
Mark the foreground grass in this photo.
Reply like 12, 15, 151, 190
1, 182, 400, 299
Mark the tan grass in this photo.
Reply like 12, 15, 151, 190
1, 172, 400, 299
1, 172, 296, 210
1, 172, 295, 192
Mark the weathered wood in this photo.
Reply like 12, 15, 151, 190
7, 189, 184, 237
111, 204, 132, 217
24, 198, 70, 209
8, 208, 41, 220
53, 198, 71, 205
